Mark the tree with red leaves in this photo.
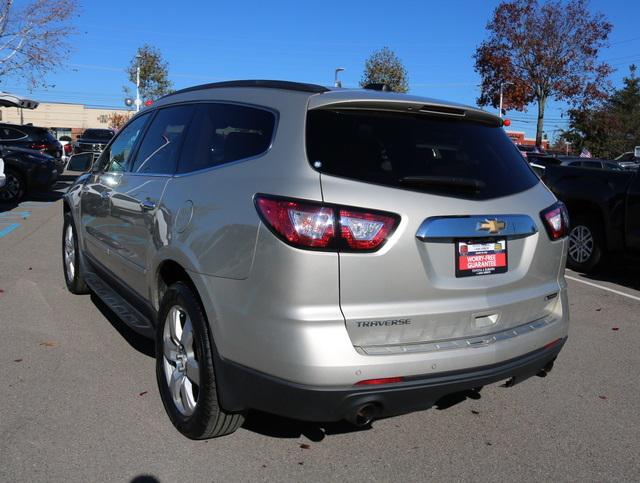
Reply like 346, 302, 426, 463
0, 0, 77, 87
474, 0, 612, 147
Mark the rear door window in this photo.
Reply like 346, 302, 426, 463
178, 103, 275, 173
306, 110, 539, 199
0, 127, 27, 140
130, 105, 194, 175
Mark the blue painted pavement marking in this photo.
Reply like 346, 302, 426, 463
0, 223, 20, 238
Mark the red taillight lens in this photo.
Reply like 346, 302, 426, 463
255, 197, 335, 249
339, 209, 398, 251
355, 377, 404, 386
29, 143, 48, 151
254, 195, 399, 252
63, 144, 72, 154
540, 201, 569, 240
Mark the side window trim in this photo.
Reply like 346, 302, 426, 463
174, 100, 279, 176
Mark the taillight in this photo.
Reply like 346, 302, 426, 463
63, 144, 72, 154
540, 201, 569, 240
255, 197, 335, 249
254, 195, 399, 252
29, 143, 48, 151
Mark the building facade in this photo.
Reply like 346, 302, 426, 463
0, 101, 133, 140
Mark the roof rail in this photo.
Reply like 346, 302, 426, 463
164, 80, 330, 98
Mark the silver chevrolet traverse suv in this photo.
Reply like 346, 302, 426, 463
62, 80, 569, 439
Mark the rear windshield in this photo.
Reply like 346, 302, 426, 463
82, 129, 114, 140
306, 110, 539, 199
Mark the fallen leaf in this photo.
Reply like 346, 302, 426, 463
298, 462, 304, 466
139, 391, 148, 396
39, 341, 56, 347
598, 395, 608, 400
595, 308, 602, 312
471, 410, 480, 415
0, 289, 4, 293
13, 359, 22, 362
612, 327, 619, 331
486, 442, 493, 446
28, 267, 32, 270
300, 443, 310, 450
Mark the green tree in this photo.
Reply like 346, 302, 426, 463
360, 47, 409, 93
563, 65, 640, 158
474, 0, 612, 147
125, 44, 173, 101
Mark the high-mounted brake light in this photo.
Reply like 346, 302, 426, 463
254, 195, 399, 252
540, 201, 569, 240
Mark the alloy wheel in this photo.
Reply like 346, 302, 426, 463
568, 225, 594, 264
0, 172, 21, 201
63, 224, 75, 281
162, 305, 200, 417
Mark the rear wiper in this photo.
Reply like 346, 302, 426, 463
399, 175, 486, 191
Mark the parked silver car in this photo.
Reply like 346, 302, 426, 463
62, 80, 570, 439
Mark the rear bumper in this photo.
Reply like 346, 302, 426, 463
215, 337, 566, 422
29, 165, 58, 191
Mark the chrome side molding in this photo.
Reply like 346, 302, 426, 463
416, 214, 538, 242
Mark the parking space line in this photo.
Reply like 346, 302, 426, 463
565, 275, 640, 302
0, 211, 31, 220
0, 223, 20, 238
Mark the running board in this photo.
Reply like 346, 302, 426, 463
85, 272, 155, 339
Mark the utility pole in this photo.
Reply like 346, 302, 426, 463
334, 67, 344, 88
565, 141, 571, 155
498, 81, 512, 118
135, 54, 142, 112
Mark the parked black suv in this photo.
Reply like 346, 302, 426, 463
73, 128, 115, 154
0, 123, 64, 172
542, 165, 640, 271
0, 145, 58, 202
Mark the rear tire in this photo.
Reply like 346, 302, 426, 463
0, 168, 26, 202
567, 215, 603, 273
62, 212, 89, 294
156, 281, 244, 439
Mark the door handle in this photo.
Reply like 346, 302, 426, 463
140, 199, 156, 211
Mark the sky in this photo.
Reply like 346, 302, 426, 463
5, 0, 640, 140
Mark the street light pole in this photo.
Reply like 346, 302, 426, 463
334, 67, 344, 88
498, 81, 513, 118
135, 54, 142, 112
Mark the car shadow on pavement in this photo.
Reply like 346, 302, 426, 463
242, 389, 479, 441
90, 294, 156, 358
572, 257, 640, 291
242, 411, 372, 441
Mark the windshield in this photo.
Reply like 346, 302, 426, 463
82, 129, 114, 140
306, 109, 539, 200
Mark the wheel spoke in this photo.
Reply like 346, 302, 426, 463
180, 377, 197, 415
169, 370, 183, 402
169, 308, 183, 345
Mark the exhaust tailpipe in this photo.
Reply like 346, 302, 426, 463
347, 403, 379, 427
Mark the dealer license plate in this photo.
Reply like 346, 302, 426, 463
455, 239, 508, 278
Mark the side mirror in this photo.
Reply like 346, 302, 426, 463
67, 152, 96, 172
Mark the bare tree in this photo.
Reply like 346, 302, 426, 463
0, 0, 78, 87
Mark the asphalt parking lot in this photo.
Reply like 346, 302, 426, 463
1, 183, 639, 482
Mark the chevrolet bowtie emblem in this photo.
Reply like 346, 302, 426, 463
478, 219, 506, 234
